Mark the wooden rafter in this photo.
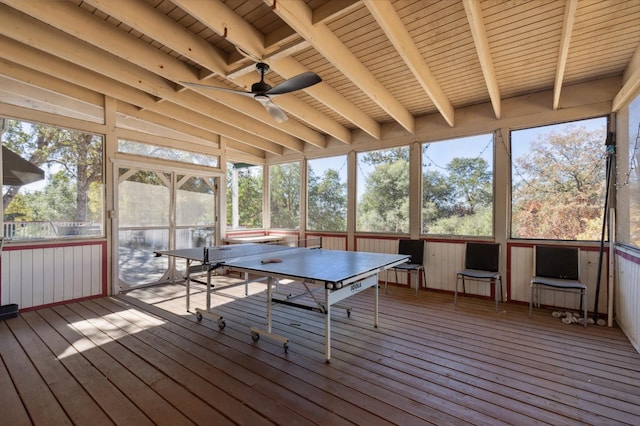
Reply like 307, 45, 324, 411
265, 0, 416, 134
463, 0, 501, 119
364, 0, 454, 127
553, 0, 578, 110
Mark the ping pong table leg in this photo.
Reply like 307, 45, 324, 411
250, 275, 290, 353
374, 273, 379, 328
325, 288, 331, 363
186, 259, 191, 312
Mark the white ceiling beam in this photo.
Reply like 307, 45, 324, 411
613, 43, 640, 112
312, 0, 361, 25
173, 0, 360, 143
0, 1, 307, 152
364, 0, 454, 127
171, 0, 265, 62
82, 0, 328, 148
58, 0, 326, 149
271, 56, 381, 140
463, 0, 501, 119
81, 0, 230, 79
116, 104, 265, 158
265, 0, 415, 134
553, 0, 577, 110
0, 34, 281, 155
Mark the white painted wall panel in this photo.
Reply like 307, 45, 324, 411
356, 237, 396, 255
32, 248, 44, 306
1, 242, 104, 309
53, 247, 65, 302
510, 245, 608, 314
319, 236, 346, 251
91, 244, 102, 296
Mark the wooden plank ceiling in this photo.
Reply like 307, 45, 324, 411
0, 0, 639, 159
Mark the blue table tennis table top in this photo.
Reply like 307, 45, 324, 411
155, 243, 409, 285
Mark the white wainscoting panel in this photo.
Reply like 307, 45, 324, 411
1, 242, 105, 309
509, 245, 608, 314
425, 241, 465, 292
316, 236, 347, 251
356, 237, 397, 255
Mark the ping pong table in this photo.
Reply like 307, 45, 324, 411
155, 243, 409, 362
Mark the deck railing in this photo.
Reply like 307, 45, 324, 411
3, 221, 103, 240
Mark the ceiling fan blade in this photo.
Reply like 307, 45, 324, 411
265, 72, 322, 96
255, 96, 288, 123
179, 81, 255, 97
265, 101, 288, 123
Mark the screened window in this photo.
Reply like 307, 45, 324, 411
118, 139, 218, 168
2, 119, 104, 239
307, 156, 347, 232
357, 147, 409, 233
226, 163, 263, 229
422, 134, 494, 236
269, 162, 300, 229
511, 117, 607, 240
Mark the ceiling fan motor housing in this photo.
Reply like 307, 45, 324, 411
251, 81, 272, 93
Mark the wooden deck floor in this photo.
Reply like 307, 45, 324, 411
1, 276, 640, 425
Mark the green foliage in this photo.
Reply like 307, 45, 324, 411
226, 166, 263, 228
270, 163, 300, 229
428, 204, 493, 236
3, 119, 103, 224
512, 124, 606, 240
20, 171, 77, 221
358, 159, 410, 233
308, 168, 347, 231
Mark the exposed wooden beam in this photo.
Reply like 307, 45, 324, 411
0, 1, 307, 152
265, 0, 415, 134
463, 0, 501, 119
364, 0, 454, 127
116, 104, 265, 158
0, 34, 283, 155
271, 56, 381, 140
312, 0, 361, 25
553, 0, 577, 110
75, 0, 323, 149
174, 0, 362, 144
171, 0, 265, 63
613, 43, 640, 112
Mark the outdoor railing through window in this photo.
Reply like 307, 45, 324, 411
2, 119, 104, 240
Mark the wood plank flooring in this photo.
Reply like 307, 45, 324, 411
1, 276, 639, 425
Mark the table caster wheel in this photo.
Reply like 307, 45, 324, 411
196, 312, 203, 322
251, 331, 260, 342
218, 318, 226, 329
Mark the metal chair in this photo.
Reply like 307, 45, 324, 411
455, 242, 502, 312
529, 245, 587, 327
385, 239, 426, 296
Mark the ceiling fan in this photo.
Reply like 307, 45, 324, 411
180, 62, 322, 123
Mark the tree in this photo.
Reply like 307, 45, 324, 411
512, 124, 606, 240
226, 166, 263, 228
358, 159, 410, 233
3, 120, 103, 223
446, 157, 492, 215
422, 169, 455, 231
308, 168, 347, 231
422, 157, 493, 236
270, 163, 300, 229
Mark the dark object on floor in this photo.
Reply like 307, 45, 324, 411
0, 303, 19, 320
